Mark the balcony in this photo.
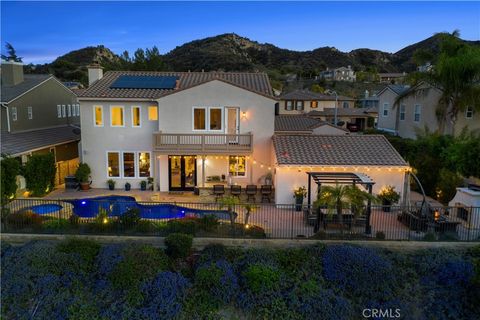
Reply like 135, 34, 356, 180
153, 132, 253, 154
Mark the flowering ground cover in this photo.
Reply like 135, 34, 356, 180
1, 239, 479, 320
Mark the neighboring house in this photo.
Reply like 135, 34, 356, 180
77, 68, 276, 191
378, 82, 480, 139
417, 63, 433, 73
278, 90, 355, 115
308, 107, 377, 132
358, 90, 379, 109
378, 72, 407, 84
376, 84, 410, 134
0, 60, 81, 186
319, 66, 356, 82
272, 135, 409, 204
274, 115, 349, 135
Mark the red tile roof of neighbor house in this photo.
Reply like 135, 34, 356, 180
78, 71, 274, 100
273, 134, 408, 166
279, 89, 354, 101
274, 115, 348, 133
308, 107, 378, 117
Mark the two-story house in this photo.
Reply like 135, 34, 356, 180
278, 90, 355, 115
78, 67, 276, 191
1, 60, 80, 186
377, 82, 479, 139
319, 66, 356, 82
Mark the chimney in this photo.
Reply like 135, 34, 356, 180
1, 60, 24, 86
87, 63, 103, 86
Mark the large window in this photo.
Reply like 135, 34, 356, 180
465, 106, 474, 119
62, 105, 66, 118
382, 103, 389, 117
107, 152, 120, 177
399, 104, 406, 121
27, 106, 33, 120
132, 106, 141, 127
11, 107, 17, 121
110, 106, 124, 127
342, 101, 349, 109
209, 108, 222, 130
285, 100, 293, 111
138, 152, 151, 177
123, 152, 135, 177
295, 100, 304, 111
414, 104, 421, 122
193, 107, 206, 130
57, 105, 62, 118
76, 104, 80, 117
229, 156, 246, 177
67, 105, 72, 117
94, 105, 103, 126
148, 106, 158, 121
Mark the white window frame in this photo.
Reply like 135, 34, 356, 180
93, 105, 104, 127
76, 104, 80, 117
122, 151, 137, 179
192, 107, 207, 131
110, 105, 125, 127
228, 155, 247, 178
208, 107, 223, 131
11, 107, 17, 121
61, 105, 66, 118
414, 104, 421, 122
106, 151, 121, 178
295, 100, 304, 111
399, 104, 406, 121
27, 106, 33, 120
137, 151, 152, 178
131, 106, 142, 128
57, 105, 62, 118
465, 106, 474, 119
285, 100, 293, 111
382, 103, 389, 117
67, 104, 72, 117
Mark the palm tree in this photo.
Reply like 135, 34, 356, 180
396, 31, 480, 135
314, 184, 377, 225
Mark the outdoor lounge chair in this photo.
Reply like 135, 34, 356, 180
230, 185, 242, 199
213, 184, 225, 202
246, 185, 257, 202
261, 185, 272, 203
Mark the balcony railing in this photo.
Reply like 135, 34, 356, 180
153, 132, 253, 154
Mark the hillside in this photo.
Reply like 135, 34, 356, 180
26, 33, 479, 87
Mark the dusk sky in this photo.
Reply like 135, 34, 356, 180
1, 1, 479, 64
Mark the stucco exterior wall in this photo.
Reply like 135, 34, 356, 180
274, 166, 407, 205
377, 89, 398, 133
80, 100, 158, 189
7, 78, 79, 132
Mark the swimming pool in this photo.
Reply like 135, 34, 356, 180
66, 195, 234, 220
27, 204, 63, 215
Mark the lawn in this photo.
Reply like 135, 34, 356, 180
1, 239, 479, 320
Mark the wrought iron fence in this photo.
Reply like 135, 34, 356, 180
1, 198, 479, 241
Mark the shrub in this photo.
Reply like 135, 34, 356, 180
243, 264, 281, 293
322, 245, 396, 302
195, 259, 239, 305
136, 272, 191, 320
119, 207, 141, 227
42, 218, 70, 232
69, 213, 80, 227
435, 168, 463, 204
166, 219, 196, 235
75, 163, 91, 183
164, 233, 193, 259
197, 214, 219, 232
6, 211, 43, 229
375, 231, 386, 240
0, 156, 20, 203
23, 153, 56, 196
57, 238, 101, 267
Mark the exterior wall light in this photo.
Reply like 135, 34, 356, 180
241, 111, 247, 120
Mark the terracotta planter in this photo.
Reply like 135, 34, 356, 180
80, 182, 90, 191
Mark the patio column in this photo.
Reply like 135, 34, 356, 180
201, 155, 206, 187
153, 153, 159, 191
307, 173, 312, 208
365, 184, 372, 234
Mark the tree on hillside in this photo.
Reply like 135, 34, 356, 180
399, 31, 480, 135
145, 46, 165, 71
1, 43, 22, 62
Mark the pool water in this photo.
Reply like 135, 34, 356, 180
28, 204, 63, 215
66, 195, 233, 220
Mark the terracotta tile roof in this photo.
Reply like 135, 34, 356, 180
273, 134, 407, 166
279, 89, 354, 101
78, 71, 274, 99
308, 107, 378, 117
274, 115, 324, 132
1, 126, 80, 156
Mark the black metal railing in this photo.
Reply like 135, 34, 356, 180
1, 198, 479, 241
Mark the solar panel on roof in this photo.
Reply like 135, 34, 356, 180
110, 75, 178, 89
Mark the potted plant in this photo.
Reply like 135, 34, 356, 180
378, 186, 400, 212
75, 163, 91, 191
147, 177, 154, 190
265, 172, 273, 185
293, 186, 307, 211
125, 182, 131, 191
107, 179, 116, 191
140, 180, 147, 191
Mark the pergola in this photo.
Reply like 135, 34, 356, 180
306, 172, 375, 234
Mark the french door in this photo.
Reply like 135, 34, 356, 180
168, 155, 197, 191
226, 107, 239, 144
